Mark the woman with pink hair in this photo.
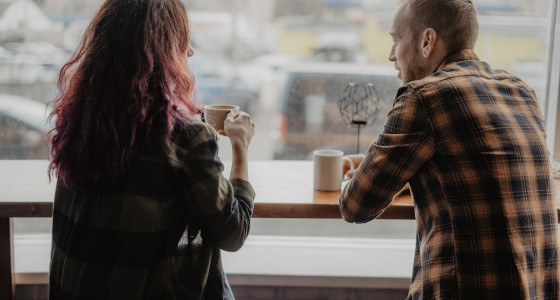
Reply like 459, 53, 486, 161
48, 0, 255, 298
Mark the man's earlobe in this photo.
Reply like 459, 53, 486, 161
422, 28, 437, 58
423, 47, 431, 57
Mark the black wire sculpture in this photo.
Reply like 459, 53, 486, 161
337, 83, 382, 153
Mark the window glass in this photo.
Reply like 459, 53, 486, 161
1, 0, 557, 240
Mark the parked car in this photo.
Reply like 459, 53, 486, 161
0, 94, 51, 159
272, 63, 401, 159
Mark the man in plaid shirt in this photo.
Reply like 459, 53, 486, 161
340, 0, 560, 299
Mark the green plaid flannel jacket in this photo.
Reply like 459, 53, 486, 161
340, 50, 560, 299
50, 121, 255, 299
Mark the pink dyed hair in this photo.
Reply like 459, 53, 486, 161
48, 0, 198, 188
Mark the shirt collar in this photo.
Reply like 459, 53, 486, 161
435, 49, 479, 73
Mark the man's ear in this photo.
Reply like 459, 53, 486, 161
421, 28, 438, 58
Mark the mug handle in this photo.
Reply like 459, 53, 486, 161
342, 157, 355, 181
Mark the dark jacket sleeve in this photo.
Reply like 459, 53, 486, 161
178, 122, 255, 252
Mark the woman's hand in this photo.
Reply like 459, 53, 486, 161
222, 111, 255, 181
222, 111, 255, 149
343, 154, 365, 179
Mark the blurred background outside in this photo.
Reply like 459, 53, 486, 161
0, 0, 558, 264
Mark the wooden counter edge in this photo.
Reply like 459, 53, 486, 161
253, 201, 415, 219
0, 200, 414, 219
3, 196, 560, 222
0, 203, 53, 218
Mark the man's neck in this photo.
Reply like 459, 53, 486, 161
435, 49, 479, 73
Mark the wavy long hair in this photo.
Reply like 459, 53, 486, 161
48, 0, 198, 188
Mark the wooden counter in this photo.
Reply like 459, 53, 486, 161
0, 160, 414, 219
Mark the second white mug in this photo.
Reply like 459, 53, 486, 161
313, 149, 355, 191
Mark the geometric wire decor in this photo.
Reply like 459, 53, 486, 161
337, 82, 382, 153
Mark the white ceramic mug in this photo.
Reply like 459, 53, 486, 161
313, 149, 355, 191
204, 105, 240, 131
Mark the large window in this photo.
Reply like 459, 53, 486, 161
1, 0, 558, 162
1, 0, 560, 275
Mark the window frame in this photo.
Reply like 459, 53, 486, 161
546, 0, 560, 162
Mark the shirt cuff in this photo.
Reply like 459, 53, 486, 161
230, 178, 256, 202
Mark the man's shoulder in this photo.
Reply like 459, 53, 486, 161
405, 60, 523, 93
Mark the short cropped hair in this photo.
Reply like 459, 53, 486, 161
402, 0, 479, 53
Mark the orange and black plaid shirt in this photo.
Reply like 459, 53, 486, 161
340, 50, 560, 299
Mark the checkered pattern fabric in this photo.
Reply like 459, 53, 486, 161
50, 121, 254, 299
340, 50, 560, 299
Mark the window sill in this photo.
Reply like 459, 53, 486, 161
14, 234, 415, 287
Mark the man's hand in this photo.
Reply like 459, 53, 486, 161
343, 154, 365, 179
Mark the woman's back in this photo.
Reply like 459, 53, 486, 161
50, 121, 255, 299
